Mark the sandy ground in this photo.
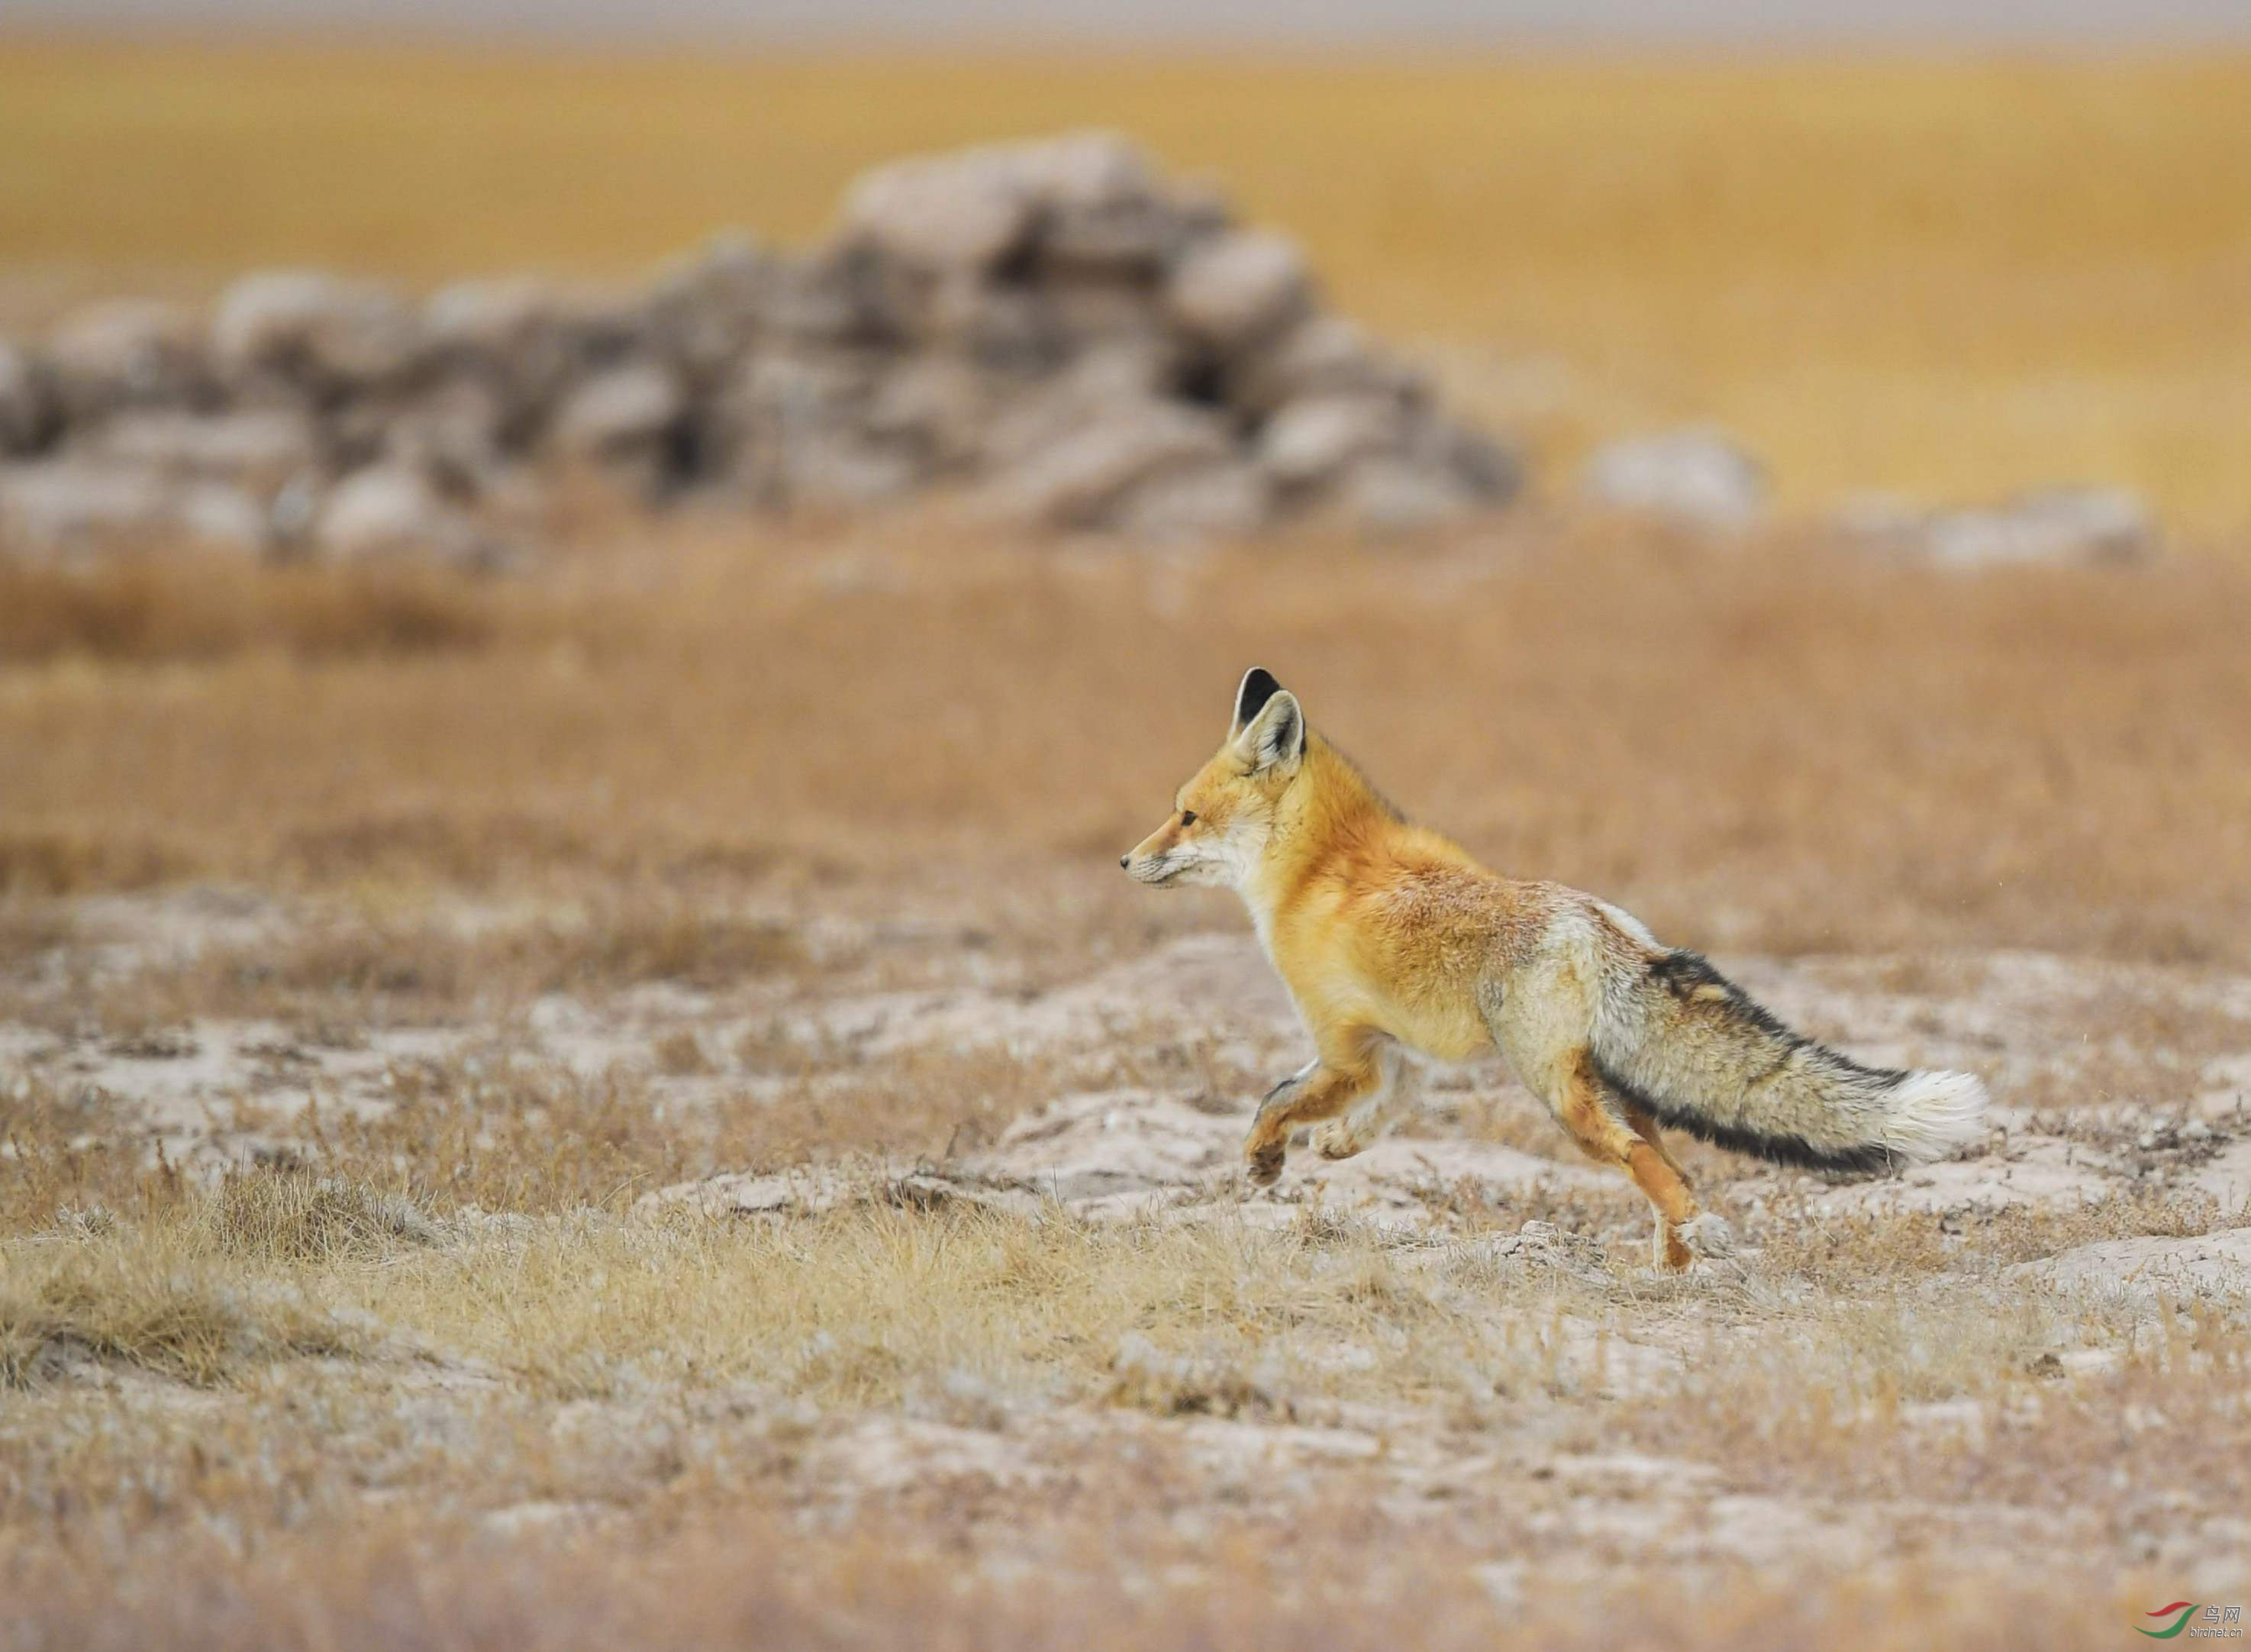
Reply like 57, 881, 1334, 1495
5, 887, 2248, 1630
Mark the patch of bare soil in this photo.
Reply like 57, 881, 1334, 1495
5, 895, 2249, 1642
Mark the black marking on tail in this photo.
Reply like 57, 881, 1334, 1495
1606, 950, 1911, 1176
1593, 1054, 1901, 1175
1649, 951, 1908, 1084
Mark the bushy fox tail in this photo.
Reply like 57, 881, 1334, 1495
1590, 950, 1986, 1173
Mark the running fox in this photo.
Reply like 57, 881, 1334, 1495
1121, 668, 1987, 1268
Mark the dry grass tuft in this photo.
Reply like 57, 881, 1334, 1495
0, 558, 504, 664
0, 1219, 366, 1387
1756, 1188, 2234, 1286
202, 1170, 439, 1263
16, 904, 810, 1031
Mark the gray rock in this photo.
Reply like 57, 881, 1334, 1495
424, 276, 560, 360
1110, 460, 1270, 541
1043, 197, 1196, 276
45, 299, 210, 419
312, 465, 489, 566
1019, 132, 1192, 274
0, 460, 269, 554
921, 278, 1071, 373
0, 343, 59, 454
643, 232, 776, 380
171, 482, 276, 556
212, 271, 420, 393
1337, 455, 1485, 535
719, 349, 930, 509
842, 148, 1043, 276
1234, 315, 1420, 415
730, 350, 878, 434
92, 408, 319, 486
864, 356, 992, 472
985, 398, 1231, 528
1005, 130, 1158, 215
1258, 394, 1408, 491
420, 279, 580, 445
0, 459, 176, 547
973, 340, 1179, 477
1042, 278, 1176, 350
1849, 486, 2157, 568
1581, 428, 1768, 531
843, 131, 1158, 277
772, 440, 925, 511
1164, 229, 1311, 350
721, 349, 879, 503
550, 363, 687, 462
1419, 419, 1522, 504
2, 132, 1517, 555
377, 380, 513, 490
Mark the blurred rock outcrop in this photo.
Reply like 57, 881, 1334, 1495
0, 133, 1517, 566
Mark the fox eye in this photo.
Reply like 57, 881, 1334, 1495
1179, 810, 1198, 827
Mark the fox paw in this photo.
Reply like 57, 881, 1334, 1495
1244, 1141, 1286, 1188
1677, 1213, 1738, 1261
1311, 1121, 1368, 1161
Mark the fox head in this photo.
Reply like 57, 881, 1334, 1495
1121, 666, 1307, 889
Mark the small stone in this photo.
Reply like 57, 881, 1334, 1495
1582, 428, 1768, 531
1840, 486, 2157, 568
1924, 489, 2155, 568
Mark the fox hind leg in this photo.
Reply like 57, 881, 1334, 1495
1621, 1102, 1696, 1270
1544, 1050, 1724, 1271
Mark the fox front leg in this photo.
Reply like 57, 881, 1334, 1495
1242, 1037, 1383, 1187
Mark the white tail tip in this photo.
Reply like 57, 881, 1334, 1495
1881, 1069, 1989, 1161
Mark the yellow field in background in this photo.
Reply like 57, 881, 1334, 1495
4, 40, 2250, 530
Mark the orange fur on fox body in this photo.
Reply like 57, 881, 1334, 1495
1124, 668, 1988, 1270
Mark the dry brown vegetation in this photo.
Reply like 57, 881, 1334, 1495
4, 521, 2249, 1645
6, 524, 2251, 963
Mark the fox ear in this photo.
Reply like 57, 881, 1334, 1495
1236, 689, 1305, 775
1231, 667, 1284, 737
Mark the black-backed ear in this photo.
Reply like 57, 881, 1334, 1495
1235, 689, 1305, 776
1231, 667, 1284, 737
